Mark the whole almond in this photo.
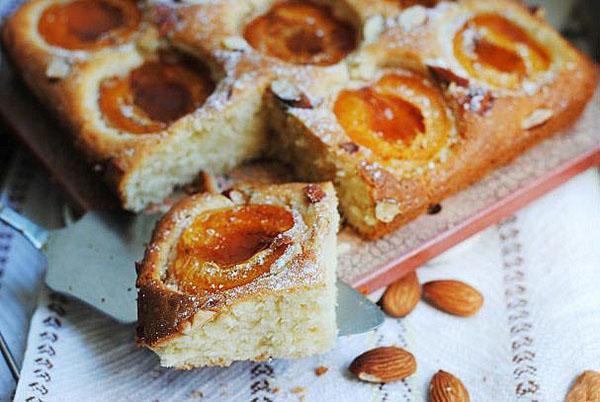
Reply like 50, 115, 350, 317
429, 370, 470, 402
381, 271, 421, 317
349, 346, 416, 383
422, 280, 483, 317
566, 370, 600, 402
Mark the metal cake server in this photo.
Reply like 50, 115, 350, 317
0, 202, 383, 335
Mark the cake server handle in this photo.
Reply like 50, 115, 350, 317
0, 330, 19, 381
0, 203, 40, 382
0, 202, 48, 250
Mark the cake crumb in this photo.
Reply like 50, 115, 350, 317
315, 366, 329, 376
291, 386, 305, 394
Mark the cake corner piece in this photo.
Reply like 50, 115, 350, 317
136, 182, 339, 368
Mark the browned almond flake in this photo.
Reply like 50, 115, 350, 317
315, 366, 329, 376
422, 280, 483, 317
271, 80, 313, 109
304, 184, 326, 204
339, 141, 359, 154
429, 370, 470, 402
349, 346, 416, 383
380, 271, 421, 318
428, 66, 469, 87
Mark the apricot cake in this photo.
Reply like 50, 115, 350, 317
2, 0, 597, 238
136, 182, 339, 367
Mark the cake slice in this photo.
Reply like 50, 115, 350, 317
136, 182, 339, 368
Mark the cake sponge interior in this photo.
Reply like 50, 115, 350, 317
155, 283, 337, 368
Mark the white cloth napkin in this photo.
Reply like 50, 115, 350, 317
2, 153, 599, 401
0, 153, 70, 402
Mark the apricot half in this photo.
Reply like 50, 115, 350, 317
38, 0, 140, 50
453, 13, 551, 88
99, 53, 214, 134
334, 73, 451, 161
244, 1, 357, 66
169, 204, 295, 293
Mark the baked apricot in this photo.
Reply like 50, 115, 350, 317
397, 0, 441, 8
38, 0, 140, 50
169, 204, 295, 293
244, 1, 357, 66
453, 13, 551, 88
334, 73, 451, 161
99, 53, 214, 134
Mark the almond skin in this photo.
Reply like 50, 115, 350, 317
349, 346, 416, 383
429, 370, 470, 402
381, 271, 421, 317
422, 280, 483, 317
566, 370, 600, 402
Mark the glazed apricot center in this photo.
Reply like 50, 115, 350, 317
170, 205, 295, 293
243, 1, 357, 66
99, 54, 215, 134
335, 73, 452, 160
347, 87, 425, 146
38, 0, 140, 50
453, 13, 550, 88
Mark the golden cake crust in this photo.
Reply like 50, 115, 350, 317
136, 182, 338, 348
